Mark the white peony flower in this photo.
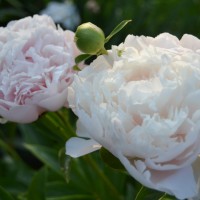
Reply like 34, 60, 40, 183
0, 15, 80, 123
66, 33, 200, 199
40, 0, 80, 30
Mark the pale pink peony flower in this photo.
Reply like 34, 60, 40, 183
0, 15, 80, 123
66, 33, 200, 199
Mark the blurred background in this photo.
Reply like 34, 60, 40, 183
0, 0, 199, 200
1, 0, 200, 45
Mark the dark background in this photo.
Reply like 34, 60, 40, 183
1, 0, 200, 44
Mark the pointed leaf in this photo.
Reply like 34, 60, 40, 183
75, 54, 91, 64
28, 167, 46, 200
73, 65, 81, 71
0, 186, 14, 200
105, 20, 132, 43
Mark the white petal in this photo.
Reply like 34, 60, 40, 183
76, 120, 90, 138
153, 166, 197, 199
65, 137, 101, 158
118, 153, 197, 199
181, 34, 200, 50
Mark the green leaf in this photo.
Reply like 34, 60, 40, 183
28, 167, 47, 200
46, 194, 94, 200
0, 153, 34, 198
19, 123, 63, 146
24, 144, 61, 175
83, 155, 122, 200
135, 186, 147, 200
100, 148, 125, 170
158, 193, 177, 200
75, 54, 91, 64
105, 20, 132, 43
73, 65, 81, 71
0, 186, 14, 200
19, 109, 75, 145
134, 186, 176, 200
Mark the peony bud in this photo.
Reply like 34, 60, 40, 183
74, 22, 106, 55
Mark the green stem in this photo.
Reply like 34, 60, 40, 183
84, 155, 121, 200
97, 46, 108, 55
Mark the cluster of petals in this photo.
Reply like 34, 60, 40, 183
66, 33, 200, 199
0, 15, 80, 123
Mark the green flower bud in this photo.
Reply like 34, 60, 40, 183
74, 22, 106, 55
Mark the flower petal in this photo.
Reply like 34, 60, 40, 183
0, 104, 43, 123
37, 88, 68, 111
65, 137, 101, 158
181, 34, 200, 51
118, 153, 197, 199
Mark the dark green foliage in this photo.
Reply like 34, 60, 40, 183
75, 0, 200, 45
0, 0, 49, 26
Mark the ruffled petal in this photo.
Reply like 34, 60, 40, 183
0, 104, 43, 123
118, 153, 197, 199
181, 34, 200, 51
37, 88, 68, 111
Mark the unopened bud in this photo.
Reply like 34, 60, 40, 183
74, 22, 106, 55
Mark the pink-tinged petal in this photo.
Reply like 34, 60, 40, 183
118, 153, 197, 199
151, 166, 197, 199
37, 88, 68, 111
66, 137, 101, 158
0, 105, 43, 123
181, 34, 200, 51
152, 33, 180, 48
7, 15, 56, 31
